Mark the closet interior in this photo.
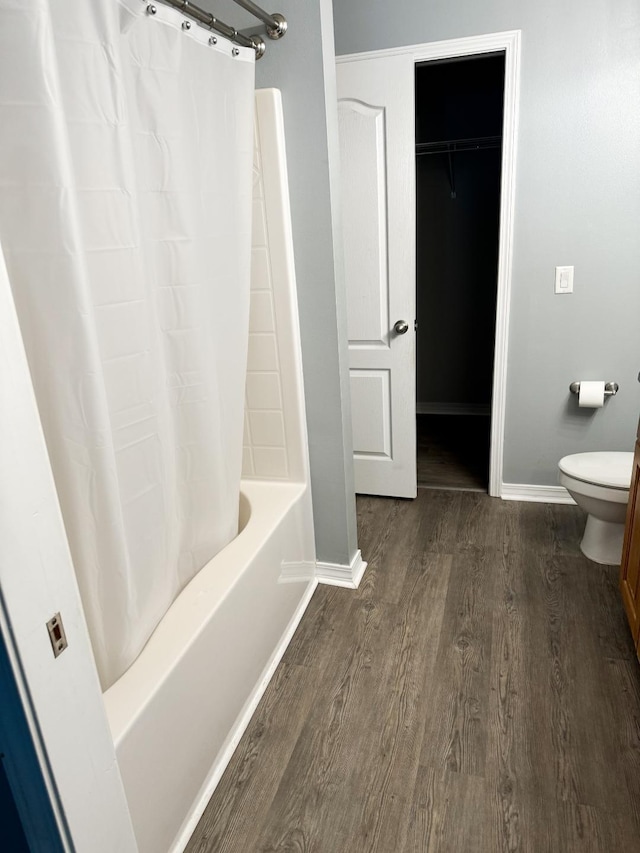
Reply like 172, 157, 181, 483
415, 52, 505, 491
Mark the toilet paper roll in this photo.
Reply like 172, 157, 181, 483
578, 380, 606, 408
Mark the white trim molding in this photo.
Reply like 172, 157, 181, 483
338, 31, 522, 500
501, 484, 577, 505
0, 251, 138, 852
316, 549, 368, 588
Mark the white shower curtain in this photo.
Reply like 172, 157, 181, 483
0, 0, 255, 688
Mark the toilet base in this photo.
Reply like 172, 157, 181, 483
580, 514, 626, 565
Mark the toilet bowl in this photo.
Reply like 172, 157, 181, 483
558, 452, 633, 565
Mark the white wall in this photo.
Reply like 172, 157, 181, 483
333, 0, 640, 486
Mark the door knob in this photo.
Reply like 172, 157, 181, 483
394, 320, 409, 335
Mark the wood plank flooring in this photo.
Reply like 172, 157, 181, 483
186, 491, 640, 853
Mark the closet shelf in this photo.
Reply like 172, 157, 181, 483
416, 135, 502, 155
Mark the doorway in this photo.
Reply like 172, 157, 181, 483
415, 54, 505, 492
336, 31, 520, 499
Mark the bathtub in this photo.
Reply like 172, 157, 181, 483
103, 478, 316, 853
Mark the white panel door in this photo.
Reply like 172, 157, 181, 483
337, 54, 416, 498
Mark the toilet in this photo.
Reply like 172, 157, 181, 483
558, 452, 633, 565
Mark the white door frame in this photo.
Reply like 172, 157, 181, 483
0, 257, 137, 851
337, 31, 521, 497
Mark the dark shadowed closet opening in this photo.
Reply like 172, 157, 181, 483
415, 53, 505, 491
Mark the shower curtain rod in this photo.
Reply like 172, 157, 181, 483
156, 0, 287, 58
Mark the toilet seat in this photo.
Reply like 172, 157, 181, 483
558, 452, 633, 490
558, 471, 630, 505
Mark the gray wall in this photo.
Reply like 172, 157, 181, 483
202, 0, 358, 563
334, 0, 640, 486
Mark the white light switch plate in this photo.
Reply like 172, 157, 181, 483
555, 265, 574, 294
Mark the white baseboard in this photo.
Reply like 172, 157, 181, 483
316, 549, 368, 589
416, 402, 490, 416
172, 578, 318, 853
501, 483, 576, 505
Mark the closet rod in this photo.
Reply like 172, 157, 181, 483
416, 135, 502, 155
156, 0, 287, 57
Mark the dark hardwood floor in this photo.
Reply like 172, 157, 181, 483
417, 414, 490, 492
186, 491, 640, 852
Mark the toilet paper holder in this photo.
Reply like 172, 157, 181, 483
569, 381, 619, 397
